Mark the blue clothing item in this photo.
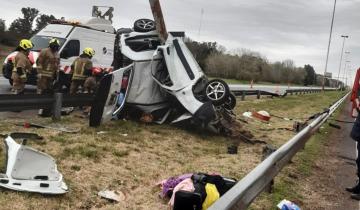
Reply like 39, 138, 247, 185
117, 92, 125, 106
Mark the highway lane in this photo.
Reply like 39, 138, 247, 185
229, 84, 336, 95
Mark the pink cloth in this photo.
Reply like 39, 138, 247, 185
168, 178, 195, 207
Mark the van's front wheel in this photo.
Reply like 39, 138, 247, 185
205, 79, 230, 106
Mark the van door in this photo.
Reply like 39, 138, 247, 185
89, 65, 133, 127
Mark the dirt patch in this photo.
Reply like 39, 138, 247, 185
297, 101, 360, 210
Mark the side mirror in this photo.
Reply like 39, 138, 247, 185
60, 49, 69, 59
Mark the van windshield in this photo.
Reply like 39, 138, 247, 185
30, 36, 66, 52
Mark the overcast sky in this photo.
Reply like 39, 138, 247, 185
1, 0, 359, 84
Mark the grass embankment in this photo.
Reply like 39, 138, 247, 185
249, 93, 347, 209
0, 91, 346, 209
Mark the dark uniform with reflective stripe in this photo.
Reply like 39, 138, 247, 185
70, 55, 93, 94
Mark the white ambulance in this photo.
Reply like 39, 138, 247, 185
2, 18, 116, 88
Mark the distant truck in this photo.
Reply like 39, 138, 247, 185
2, 18, 116, 88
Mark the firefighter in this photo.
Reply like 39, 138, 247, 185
36, 38, 60, 94
70, 47, 95, 94
11, 39, 33, 94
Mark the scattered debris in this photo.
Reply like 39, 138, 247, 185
140, 113, 154, 123
0, 135, 68, 194
271, 114, 292, 121
97, 131, 108, 135
159, 173, 237, 210
98, 190, 126, 202
17, 122, 80, 133
0, 132, 43, 140
277, 199, 301, 210
227, 145, 238, 154
61, 107, 75, 115
293, 121, 308, 133
252, 111, 271, 121
242, 112, 253, 119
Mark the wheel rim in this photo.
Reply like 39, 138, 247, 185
137, 20, 155, 30
206, 81, 226, 101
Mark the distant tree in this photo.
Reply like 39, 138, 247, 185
9, 7, 39, 38
303, 64, 316, 86
35, 14, 56, 32
185, 39, 221, 70
0, 19, 5, 32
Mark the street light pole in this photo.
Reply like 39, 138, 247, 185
322, 0, 337, 90
344, 60, 351, 87
342, 53, 350, 83
337, 35, 349, 87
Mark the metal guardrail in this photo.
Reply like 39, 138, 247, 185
0, 93, 94, 112
231, 88, 337, 100
209, 92, 350, 210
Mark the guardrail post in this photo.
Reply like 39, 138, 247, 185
257, 90, 261, 99
241, 91, 246, 101
53, 92, 63, 121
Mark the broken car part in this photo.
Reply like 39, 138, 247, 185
17, 122, 79, 133
0, 135, 68, 194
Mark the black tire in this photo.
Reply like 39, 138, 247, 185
224, 92, 237, 110
205, 79, 230, 106
133, 19, 156, 32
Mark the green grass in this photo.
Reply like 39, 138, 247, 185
0, 90, 347, 209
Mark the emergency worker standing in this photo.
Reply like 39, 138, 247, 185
36, 38, 60, 94
11, 39, 33, 94
348, 68, 360, 200
70, 48, 95, 94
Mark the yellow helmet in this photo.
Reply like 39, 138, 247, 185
19, 39, 33, 50
83, 47, 95, 57
49, 38, 60, 46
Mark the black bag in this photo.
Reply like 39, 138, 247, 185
351, 116, 360, 141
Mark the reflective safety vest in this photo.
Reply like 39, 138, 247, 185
12, 51, 32, 73
37, 48, 59, 77
72, 57, 93, 81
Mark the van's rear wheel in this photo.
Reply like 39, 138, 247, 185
205, 79, 230, 106
133, 19, 156, 32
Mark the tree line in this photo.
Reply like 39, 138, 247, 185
186, 39, 338, 87
0, 7, 56, 46
1, 7, 339, 87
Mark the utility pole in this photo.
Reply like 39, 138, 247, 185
322, 0, 337, 90
336, 35, 349, 88
149, 0, 168, 43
